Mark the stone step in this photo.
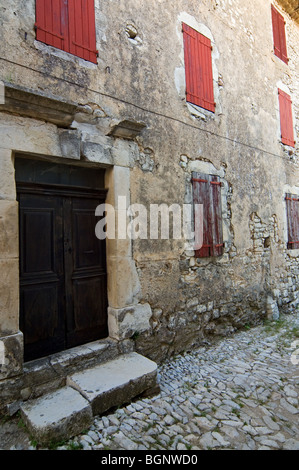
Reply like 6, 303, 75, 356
20, 386, 93, 446
20, 352, 158, 445
67, 352, 158, 416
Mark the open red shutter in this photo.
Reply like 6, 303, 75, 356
35, 0, 69, 51
271, 5, 281, 58
286, 194, 299, 249
192, 173, 223, 258
193, 174, 210, 258
182, 23, 215, 113
278, 89, 295, 148
210, 175, 224, 257
271, 5, 288, 64
68, 0, 98, 64
278, 12, 288, 64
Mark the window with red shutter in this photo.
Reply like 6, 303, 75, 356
286, 194, 299, 250
278, 89, 295, 148
182, 23, 215, 113
192, 172, 223, 258
271, 5, 288, 64
35, 0, 98, 64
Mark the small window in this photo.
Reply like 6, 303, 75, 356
192, 172, 223, 258
271, 5, 288, 64
35, 0, 98, 64
285, 194, 299, 249
278, 89, 295, 148
182, 23, 215, 113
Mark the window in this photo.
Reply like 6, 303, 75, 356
182, 23, 215, 113
286, 194, 299, 249
192, 172, 223, 258
35, 0, 98, 64
278, 89, 295, 148
271, 5, 288, 64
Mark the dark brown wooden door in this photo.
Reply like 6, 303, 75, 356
19, 193, 66, 361
64, 196, 108, 349
18, 189, 108, 362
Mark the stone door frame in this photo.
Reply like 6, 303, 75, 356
0, 96, 152, 381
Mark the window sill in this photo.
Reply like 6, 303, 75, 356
34, 40, 98, 69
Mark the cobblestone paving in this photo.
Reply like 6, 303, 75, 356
5, 312, 299, 450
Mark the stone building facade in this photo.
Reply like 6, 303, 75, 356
0, 0, 298, 412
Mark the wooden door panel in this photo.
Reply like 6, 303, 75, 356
65, 196, 108, 348
20, 283, 65, 360
71, 275, 108, 339
22, 210, 53, 274
18, 193, 65, 361
71, 201, 106, 271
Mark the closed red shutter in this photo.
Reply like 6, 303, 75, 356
35, 0, 69, 51
271, 5, 288, 64
182, 23, 215, 113
278, 89, 295, 148
35, 0, 97, 64
286, 194, 299, 249
68, 0, 98, 64
192, 173, 223, 258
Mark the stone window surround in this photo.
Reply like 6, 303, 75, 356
283, 183, 299, 255
175, 12, 222, 121
182, 157, 232, 262
275, 82, 296, 150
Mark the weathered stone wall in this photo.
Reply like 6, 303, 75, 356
0, 0, 298, 388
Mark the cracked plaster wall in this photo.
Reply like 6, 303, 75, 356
0, 0, 298, 369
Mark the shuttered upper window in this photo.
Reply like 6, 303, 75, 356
271, 5, 288, 64
182, 23, 215, 113
35, 0, 98, 64
286, 194, 299, 250
278, 89, 295, 148
192, 172, 223, 258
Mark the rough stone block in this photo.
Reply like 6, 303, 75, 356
0, 259, 19, 335
108, 303, 152, 340
20, 387, 93, 445
0, 200, 19, 258
81, 140, 112, 165
0, 331, 23, 380
67, 352, 158, 416
58, 129, 81, 160
107, 257, 141, 309
0, 148, 15, 200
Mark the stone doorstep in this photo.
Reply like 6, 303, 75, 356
67, 352, 159, 416
1, 337, 128, 417
20, 352, 158, 446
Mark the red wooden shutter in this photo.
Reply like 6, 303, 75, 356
35, 0, 69, 51
271, 5, 288, 64
278, 89, 295, 148
36, 0, 97, 63
182, 23, 215, 113
68, 0, 98, 64
286, 194, 299, 249
192, 173, 223, 258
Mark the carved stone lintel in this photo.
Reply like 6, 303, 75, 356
0, 82, 78, 127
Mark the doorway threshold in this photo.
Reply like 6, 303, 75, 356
21, 338, 135, 402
